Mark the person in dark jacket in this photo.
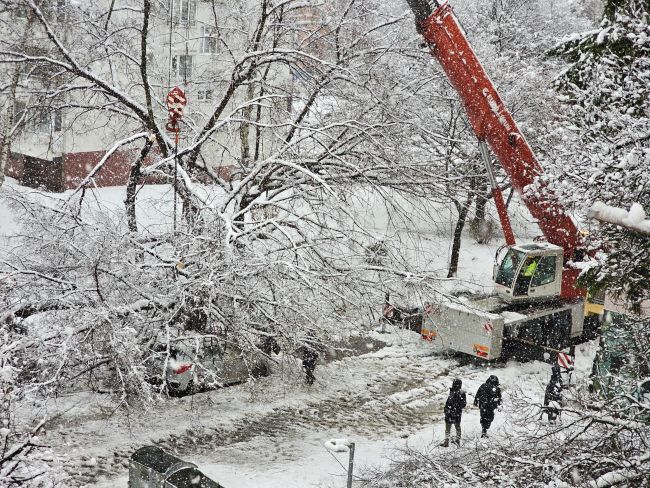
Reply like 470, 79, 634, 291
441, 378, 467, 447
260, 334, 281, 356
544, 366, 564, 423
474, 375, 502, 437
301, 344, 319, 385
550, 363, 563, 387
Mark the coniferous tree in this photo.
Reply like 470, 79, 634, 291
550, 0, 650, 310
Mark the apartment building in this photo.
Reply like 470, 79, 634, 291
3, 0, 294, 192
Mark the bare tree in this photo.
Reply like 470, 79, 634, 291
0, 0, 466, 413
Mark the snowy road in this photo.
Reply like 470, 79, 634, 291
44, 326, 571, 487
4, 180, 561, 487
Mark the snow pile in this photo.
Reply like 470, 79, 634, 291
324, 438, 352, 453
587, 201, 650, 235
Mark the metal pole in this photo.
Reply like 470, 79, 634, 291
478, 140, 516, 246
173, 131, 178, 234
347, 442, 355, 488
168, 0, 174, 89
568, 345, 576, 386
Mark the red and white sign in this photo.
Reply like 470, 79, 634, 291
166, 87, 187, 134
166, 86, 187, 121
167, 86, 187, 109
557, 352, 573, 369
483, 321, 494, 333
168, 106, 184, 119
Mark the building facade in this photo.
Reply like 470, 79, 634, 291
3, 0, 295, 191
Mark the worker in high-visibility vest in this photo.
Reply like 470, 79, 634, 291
514, 257, 538, 296
523, 258, 538, 277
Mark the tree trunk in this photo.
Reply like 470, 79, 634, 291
0, 135, 9, 189
474, 182, 487, 221
233, 194, 254, 235
447, 194, 474, 278
182, 198, 203, 232
0, 12, 34, 189
470, 178, 491, 243
124, 137, 154, 233
239, 83, 256, 164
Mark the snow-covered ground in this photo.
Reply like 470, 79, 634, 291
0, 177, 178, 240
58, 326, 595, 488
0, 179, 586, 487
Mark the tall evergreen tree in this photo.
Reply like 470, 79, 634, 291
550, 0, 650, 310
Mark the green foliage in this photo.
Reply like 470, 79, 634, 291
552, 11, 650, 124
593, 313, 650, 417
603, 0, 648, 20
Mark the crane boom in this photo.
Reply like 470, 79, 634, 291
406, 0, 584, 298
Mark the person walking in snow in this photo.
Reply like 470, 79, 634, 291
441, 378, 466, 447
260, 334, 280, 356
301, 344, 319, 385
474, 375, 502, 437
543, 365, 564, 423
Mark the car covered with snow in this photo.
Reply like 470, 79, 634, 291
145, 335, 268, 395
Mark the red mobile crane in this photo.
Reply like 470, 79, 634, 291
404, 0, 600, 359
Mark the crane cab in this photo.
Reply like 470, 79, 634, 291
493, 243, 563, 303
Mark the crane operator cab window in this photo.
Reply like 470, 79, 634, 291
514, 255, 558, 297
514, 256, 539, 296
495, 246, 562, 300
495, 248, 525, 289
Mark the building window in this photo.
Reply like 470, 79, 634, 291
197, 90, 213, 102
199, 25, 217, 54
180, 0, 196, 25
170, 0, 196, 26
32, 110, 51, 133
11, 102, 60, 133
56, 0, 66, 23
172, 54, 193, 81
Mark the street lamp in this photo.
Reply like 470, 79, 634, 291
324, 438, 355, 488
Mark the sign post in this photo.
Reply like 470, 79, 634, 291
165, 87, 187, 234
